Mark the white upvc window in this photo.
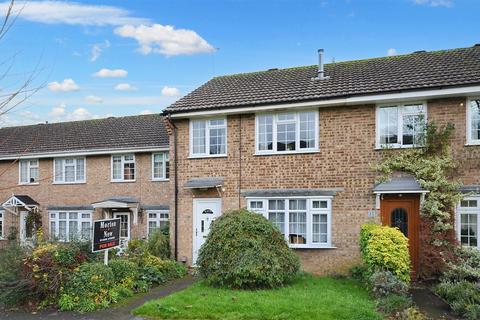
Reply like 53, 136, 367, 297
53, 157, 86, 184
189, 118, 227, 157
255, 110, 319, 154
147, 210, 169, 236
467, 98, 480, 145
19, 159, 39, 184
247, 197, 332, 248
376, 103, 427, 149
49, 211, 92, 242
152, 152, 169, 180
0, 211, 4, 240
457, 196, 479, 249
111, 154, 135, 182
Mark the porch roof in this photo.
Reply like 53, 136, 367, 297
184, 177, 224, 189
373, 175, 427, 194
2, 194, 39, 214
92, 196, 139, 209
460, 185, 480, 194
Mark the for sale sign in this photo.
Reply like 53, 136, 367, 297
92, 218, 121, 252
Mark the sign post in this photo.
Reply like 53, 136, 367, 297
92, 218, 121, 266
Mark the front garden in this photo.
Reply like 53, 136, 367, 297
0, 229, 186, 313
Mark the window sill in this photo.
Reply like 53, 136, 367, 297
152, 179, 170, 182
375, 145, 421, 150
254, 149, 319, 156
465, 142, 480, 146
110, 180, 136, 183
289, 245, 336, 249
18, 182, 39, 186
52, 182, 86, 185
188, 154, 228, 159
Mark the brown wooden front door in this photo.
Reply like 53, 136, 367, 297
380, 195, 420, 277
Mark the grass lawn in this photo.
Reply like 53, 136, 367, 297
133, 274, 382, 320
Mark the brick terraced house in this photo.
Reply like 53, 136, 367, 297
0, 114, 171, 249
163, 46, 480, 275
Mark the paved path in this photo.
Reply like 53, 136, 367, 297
1, 276, 196, 320
411, 287, 460, 320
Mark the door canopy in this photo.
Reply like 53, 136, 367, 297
2, 194, 39, 215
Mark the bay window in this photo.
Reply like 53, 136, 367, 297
112, 154, 135, 182
19, 159, 39, 184
54, 157, 86, 183
377, 103, 426, 148
49, 211, 92, 242
467, 99, 480, 145
247, 197, 332, 248
190, 118, 227, 157
152, 152, 169, 180
256, 111, 318, 154
147, 211, 169, 236
457, 197, 479, 249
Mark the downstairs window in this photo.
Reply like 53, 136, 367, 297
457, 197, 479, 249
247, 197, 332, 248
49, 211, 92, 242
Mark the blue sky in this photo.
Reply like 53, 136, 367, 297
0, 0, 478, 127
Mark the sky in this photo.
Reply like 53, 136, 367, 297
0, 0, 479, 127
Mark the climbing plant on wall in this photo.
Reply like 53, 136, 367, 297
375, 122, 463, 279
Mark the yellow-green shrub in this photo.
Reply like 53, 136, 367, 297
360, 224, 411, 283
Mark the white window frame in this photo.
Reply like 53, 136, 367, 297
375, 102, 427, 149
49, 210, 93, 242
152, 152, 169, 181
189, 118, 228, 158
111, 154, 136, 182
255, 110, 319, 155
0, 210, 4, 240
53, 157, 86, 184
146, 210, 170, 236
456, 196, 480, 249
466, 98, 480, 145
18, 159, 39, 185
247, 196, 333, 248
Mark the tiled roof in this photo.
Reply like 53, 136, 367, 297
0, 114, 168, 158
165, 45, 480, 114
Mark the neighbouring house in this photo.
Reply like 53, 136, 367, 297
0, 114, 171, 250
163, 45, 480, 276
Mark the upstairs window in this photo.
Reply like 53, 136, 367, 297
377, 104, 426, 148
112, 154, 135, 182
247, 197, 331, 248
152, 152, 169, 180
256, 111, 318, 154
19, 159, 39, 184
468, 99, 480, 145
190, 118, 227, 157
54, 157, 85, 183
457, 197, 479, 249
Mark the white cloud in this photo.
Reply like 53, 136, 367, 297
48, 78, 80, 92
114, 83, 137, 91
90, 40, 110, 62
49, 103, 67, 117
114, 24, 215, 56
413, 0, 453, 7
387, 48, 398, 56
85, 95, 103, 103
140, 109, 154, 115
20, 110, 40, 121
92, 68, 128, 78
161, 86, 180, 97
67, 107, 94, 121
0, 1, 150, 26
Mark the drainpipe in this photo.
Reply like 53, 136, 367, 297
165, 114, 179, 261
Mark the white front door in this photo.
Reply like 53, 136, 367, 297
193, 198, 221, 264
19, 211, 33, 245
113, 212, 130, 251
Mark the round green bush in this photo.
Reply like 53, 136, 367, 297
197, 209, 300, 289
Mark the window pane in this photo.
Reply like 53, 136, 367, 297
379, 107, 398, 144
313, 214, 328, 243
112, 156, 122, 179
65, 164, 75, 182
54, 159, 63, 182
460, 213, 478, 247
20, 161, 28, 183
277, 122, 296, 151
59, 221, 67, 240
299, 112, 316, 149
124, 162, 135, 180
82, 222, 91, 240
209, 127, 226, 155
76, 158, 85, 181
471, 100, 480, 141
165, 154, 170, 179
153, 153, 164, 179
69, 221, 78, 240
50, 221, 55, 239
289, 211, 306, 244
258, 115, 273, 151
29, 167, 39, 183
402, 113, 425, 146
268, 212, 285, 234
192, 120, 206, 154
